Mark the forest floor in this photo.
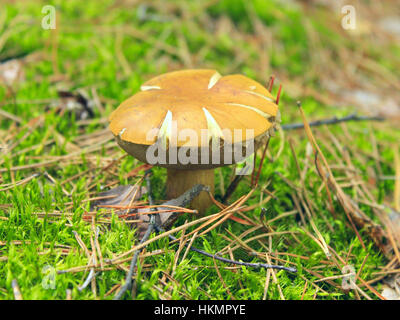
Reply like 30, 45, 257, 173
0, 0, 399, 300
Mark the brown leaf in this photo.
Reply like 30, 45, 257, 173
91, 185, 150, 239
50, 90, 95, 120
0, 59, 24, 86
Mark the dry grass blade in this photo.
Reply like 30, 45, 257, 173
110, 213, 221, 263
263, 268, 272, 300
72, 231, 91, 259
181, 231, 198, 262
297, 101, 388, 255
212, 257, 236, 300
186, 189, 255, 238
264, 253, 285, 300
0, 173, 39, 191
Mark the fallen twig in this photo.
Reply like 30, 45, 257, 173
281, 113, 384, 131
155, 225, 297, 273
145, 171, 297, 273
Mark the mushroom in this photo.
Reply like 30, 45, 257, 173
109, 69, 280, 214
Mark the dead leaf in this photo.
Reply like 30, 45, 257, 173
91, 185, 150, 239
382, 275, 400, 300
50, 90, 95, 121
0, 59, 24, 86
91, 185, 147, 208
91, 184, 208, 240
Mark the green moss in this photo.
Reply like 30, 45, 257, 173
0, 0, 398, 300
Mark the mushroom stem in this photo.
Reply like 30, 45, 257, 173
166, 168, 214, 214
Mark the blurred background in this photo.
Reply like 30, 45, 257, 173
1, 0, 399, 122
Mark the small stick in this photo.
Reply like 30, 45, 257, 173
148, 168, 297, 273
154, 224, 296, 273
78, 269, 97, 291
221, 165, 251, 203
281, 113, 385, 131
252, 137, 271, 188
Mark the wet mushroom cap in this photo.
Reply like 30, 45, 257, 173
109, 69, 280, 169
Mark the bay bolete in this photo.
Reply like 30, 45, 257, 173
109, 69, 280, 213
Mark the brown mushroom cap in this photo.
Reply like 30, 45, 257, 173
109, 69, 280, 169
